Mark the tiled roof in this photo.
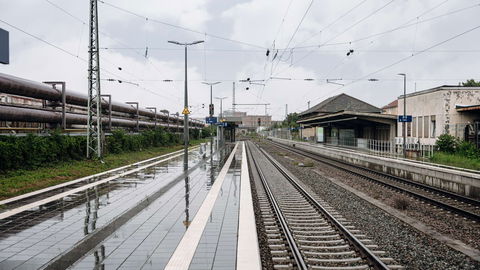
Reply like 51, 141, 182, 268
299, 93, 381, 117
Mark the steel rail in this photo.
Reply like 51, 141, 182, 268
246, 142, 308, 270
256, 144, 390, 270
268, 140, 480, 222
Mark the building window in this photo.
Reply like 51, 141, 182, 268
424, 116, 429, 139
412, 117, 417, 137
407, 122, 412, 137
430, 115, 436, 138
418, 116, 423, 138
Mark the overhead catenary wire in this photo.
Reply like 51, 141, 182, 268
0, 19, 179, 103
271, 0, 314, 75
44, 0, 183, 102
272, 0, 396, 79
98, 0, 267, 49
307, 23, 480, 107
311, 0, 456, 97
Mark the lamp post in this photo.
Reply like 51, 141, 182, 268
398, 73, 407, 158
168, 40, 204, 171
202, 82, 221, 156
202, 81, 221, 118
215, 97, 227, 146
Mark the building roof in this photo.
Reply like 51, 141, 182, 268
382, 99, 398, 109
299, 93, 381, 117
456, 104, 480, 112
400, 85, 480, 99
297, 110, 397, 125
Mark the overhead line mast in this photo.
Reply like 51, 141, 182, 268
87, 0, 102, 158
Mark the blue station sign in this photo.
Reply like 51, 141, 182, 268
205, 117, 217, 124
398, 115, 412, 122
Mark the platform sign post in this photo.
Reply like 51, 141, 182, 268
0, 28, 9, 64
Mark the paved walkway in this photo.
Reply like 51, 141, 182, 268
0, 142, 261, 270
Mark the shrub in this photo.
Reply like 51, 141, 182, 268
0, 127, 183, 172
435, 134, 458, 153
457, 141, 480, 159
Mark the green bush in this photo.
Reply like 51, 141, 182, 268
435, 134, 458, 153
0, 127, 184, 172
457, 141, 480, 159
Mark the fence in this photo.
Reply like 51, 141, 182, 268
326, 137, 435, 159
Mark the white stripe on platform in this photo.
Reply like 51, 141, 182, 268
0, 151, 189, 220
164, 142, 239, 270
0, 146, 200, 206
236, 142, 261, 270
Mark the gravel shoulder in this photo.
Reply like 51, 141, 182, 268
260, 140, 480, 270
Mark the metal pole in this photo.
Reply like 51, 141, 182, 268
210, 85, 213, 114
102, 95, 112, 131
184, 45, 189, 171
403, 74, 407, 158
232, 82, 235, 113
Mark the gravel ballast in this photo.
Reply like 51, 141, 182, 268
260, 140, 480, 269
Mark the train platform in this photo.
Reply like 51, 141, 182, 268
0, 141, 260, 270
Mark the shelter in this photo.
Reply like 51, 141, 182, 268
298, 93, 397, 144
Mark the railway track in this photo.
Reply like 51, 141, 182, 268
246, 141, 402, 270
266, 139, 480, 223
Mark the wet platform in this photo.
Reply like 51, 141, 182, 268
0, 141, 261, 270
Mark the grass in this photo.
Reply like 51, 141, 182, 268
0, 139, 208, 200
430, 152, 480, 171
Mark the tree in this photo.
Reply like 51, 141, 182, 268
283, 113, 299, 128
461, 79, 480, 87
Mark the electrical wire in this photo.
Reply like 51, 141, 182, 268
0, 19, 180, 103
44, 0, 183, 101
308, 23, 480, 106
98, 0, 267, 49
271, 0, 396, 78
293, 0, 368, 48
271, 0, 314, 75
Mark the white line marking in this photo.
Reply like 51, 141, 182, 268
237, 142, 261, 270
0, 146, 202, 206
164, 142, 239, 270
0, 151, 190, 220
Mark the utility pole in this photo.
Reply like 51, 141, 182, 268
307, 101, 310, 109
398, 73, 407, 158
87, 0, 102, 159
168, 40, 204, 171
215, 97, 227, 146
285, 104, 288, 119
202, 81, 220, 158
232, 82, 235, 113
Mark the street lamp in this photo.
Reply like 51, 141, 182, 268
168, 40, 204, 171
398, 73, 407, 158
215, 97, 227, 146
202, 81, 221, 118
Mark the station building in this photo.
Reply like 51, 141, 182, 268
298, 93, 397, 145
383, 85, 480, 147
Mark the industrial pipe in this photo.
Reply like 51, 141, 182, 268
0, 105, 196, 130
0, 72, 202, 127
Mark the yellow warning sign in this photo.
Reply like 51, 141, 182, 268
182, 107, 190, 115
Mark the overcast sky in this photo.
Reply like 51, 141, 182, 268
1, 0, 479, 120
